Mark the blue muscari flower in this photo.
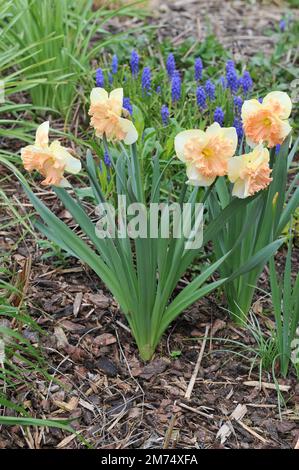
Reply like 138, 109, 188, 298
214, 107, 224, 126
279, 19, 286, 32
241, 70, 253, 95
226, 60, 235, 73
258, 97, 263, 103
233, 117, 244, 141
219, 76, 226, 88
156, 85, 161, 94
141, 66, 151, 93
130, 50, 139, 77
108, 72, 113, 85
234, 96, 243, 113
196, 86, 206, 109
161, 105, 169, 126
166, 53, 176, 79
104, 150, 111, 167
226, 68, 239, 93
111, 54, 118, 75
123, 97, 133, 116
194, 57, 203, 81
205, 79, 215, 101
96, 68, 104, 88
171, 71, 181, 102
275, 144, 281, 154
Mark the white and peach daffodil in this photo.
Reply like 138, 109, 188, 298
228, 144, 272, 199
89, 87, 138, 144
21, 121, 81, 187
242, 91, 292, 148
174, 122, 238, 186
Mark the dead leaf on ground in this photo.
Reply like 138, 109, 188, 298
85, 292, 110, 309
138, 358, 170, 380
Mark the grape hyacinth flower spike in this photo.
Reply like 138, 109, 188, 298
111, 54, 118, 75
194, 57, 203, 81
196, 86, 206, 110
130, 50, 139, 77
123, 97, 133, 116
171, 71, 181, 103
205, 79, 215, 101
241, 71, 253, 96
214, 107, 224, 126
141, 67, 151, 93
96, 68, 104, 88
166, 53, 176, 79
161, 105, 169, 126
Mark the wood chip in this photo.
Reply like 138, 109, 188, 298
185, 325, 209, 400
244, 381, 291, 392
54, 326, 69, 349
73, 292, 83, 317
217, 404, 247, 444
56, 433, 78, 449
79, 398, 95, 412
238, 421, 268, 444
178, 402, 214, 419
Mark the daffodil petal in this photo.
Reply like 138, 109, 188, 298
246, 136, 259, 148
35, 121, 49, 148
278, 119, 292, 141
205, 122, 221, 137
90, 87, 109, 105
232, 178, 249, 199
58, 177, 72, 188
241, 99, 262, 121
228, 156, 245, 183
186, 164, 215, 187
119, 118, 138, 145
109, 88, 123, 104
220, 127, 238, 157
263, 91, 292, 120
50, 141, 81, 174
174, 130, 206, 162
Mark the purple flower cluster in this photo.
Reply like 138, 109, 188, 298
233, 117, 244, 141
226, 60, 239, 94
194, 57, 203, 81
123, 97, 133, 116
111, 54, 118, 75
214, 107, 224, 126
205, 79, 215, 101
196, 86, 206, 109
233, 96, 243, 113
171, 71, 181, 102
279, 19, 286, 32
104, 150, 111, 167
166, 53, 176, 79
241, 70, 253, 95
130, 50, 139, 77
141, 66, 151, 93
161, 105, 169, 126
218, 76, 226, 89
95, 68, 104, 88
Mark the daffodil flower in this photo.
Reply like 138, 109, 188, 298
175, 122, 238, 186
89, 87, 138, 144
228, 144, 272, 198
242, 91, 292, 148
21, 121, 81, 186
